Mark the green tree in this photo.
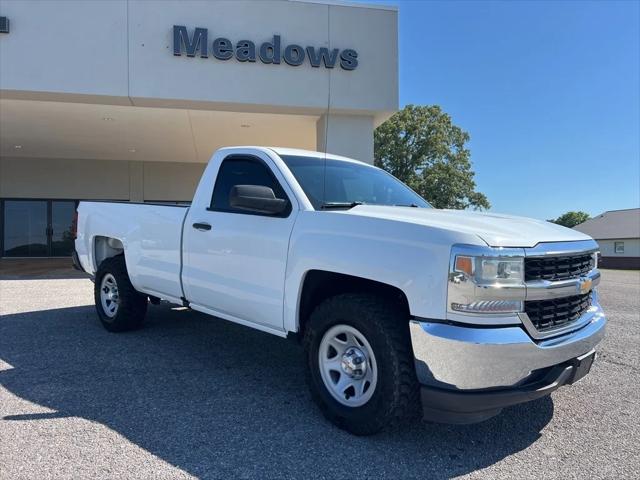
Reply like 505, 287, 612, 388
374, 105, 490, 210
548, 211, 590, 228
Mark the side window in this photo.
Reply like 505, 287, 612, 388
210, 156, 290, 215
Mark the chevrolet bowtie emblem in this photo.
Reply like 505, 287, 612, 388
578, 278, 593, 295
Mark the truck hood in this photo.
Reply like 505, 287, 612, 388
341, 206, 592, 248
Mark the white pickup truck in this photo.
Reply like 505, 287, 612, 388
74, 146, 606, 435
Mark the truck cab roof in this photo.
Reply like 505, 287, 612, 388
215, 146, 374, 167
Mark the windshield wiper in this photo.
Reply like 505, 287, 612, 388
394, 203, 420, 208
320, 202, 364, 210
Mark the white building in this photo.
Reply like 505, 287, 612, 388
574, 208, 640, 269
0, 0, 398, 257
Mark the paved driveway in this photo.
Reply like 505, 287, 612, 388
1, 269, 638, 479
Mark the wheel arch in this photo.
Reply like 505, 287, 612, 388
296, 270, 410, 339
93, 235, 125, 270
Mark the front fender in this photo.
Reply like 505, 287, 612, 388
283, 211, 483, 333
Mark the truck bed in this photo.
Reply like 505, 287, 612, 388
75, 201, 189, 303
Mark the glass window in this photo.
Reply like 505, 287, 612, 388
211, 157, 289, 214
3, 200, 48, 257
51, 201, 77, 257
280, 155, 431, 210
614, 241, 624, 254
2, 199, 79, 257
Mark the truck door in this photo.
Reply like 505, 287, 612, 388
182, 153, 298, 333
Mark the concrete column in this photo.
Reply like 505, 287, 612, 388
316, 114, 374, 164
128, 161, 144, 202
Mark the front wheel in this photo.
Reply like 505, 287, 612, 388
94, 255, 147, 332
303, 294, 420, 435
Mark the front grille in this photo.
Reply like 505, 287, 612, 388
525, 293, 592, 332
525, 253, 594, 281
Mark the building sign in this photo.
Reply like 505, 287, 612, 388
172, 25, 358, 70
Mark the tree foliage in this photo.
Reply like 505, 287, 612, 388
374, 105, 490, 210
548, 211, 590, 228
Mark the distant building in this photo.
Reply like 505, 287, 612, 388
574, 209, 640, 269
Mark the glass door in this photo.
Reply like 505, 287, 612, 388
2, 200, 78, 257
50, 201, 77, 256
2, 200, 48, 257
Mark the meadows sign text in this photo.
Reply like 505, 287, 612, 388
173, 25, 358, 70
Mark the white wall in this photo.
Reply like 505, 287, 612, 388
0, 157, 130, 200
143, 162, 205, 202
0, 0, 129, 101
316, 113, 374, 162
597, 238, 640, 258
0, 0, 396, 167
0, 157, 204, 202
0, 0, 397, 119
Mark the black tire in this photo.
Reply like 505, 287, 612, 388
94, 255, 147, 332
303, 293, 420, 435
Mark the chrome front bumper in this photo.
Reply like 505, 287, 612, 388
410, 298, 606, 390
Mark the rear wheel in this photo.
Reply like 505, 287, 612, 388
303, 293, 420, 435
94, 255, 147, 332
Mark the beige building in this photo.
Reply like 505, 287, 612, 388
0, 0, 398, 257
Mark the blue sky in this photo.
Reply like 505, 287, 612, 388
356, 0, 640, 220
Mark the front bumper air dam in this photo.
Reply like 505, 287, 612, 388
419, 350, 596, 423
409, 301, 606, 423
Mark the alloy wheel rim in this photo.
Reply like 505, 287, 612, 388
318, 324, 378, 407
100, 273, 119, 318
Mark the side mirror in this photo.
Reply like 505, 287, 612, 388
229, 185, 289, 215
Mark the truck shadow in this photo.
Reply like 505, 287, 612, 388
0, 303, 554, 479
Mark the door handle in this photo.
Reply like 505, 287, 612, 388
192, 222, 212, 231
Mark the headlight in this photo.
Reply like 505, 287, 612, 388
448, 245, 525, 314
454, 256, 524, 285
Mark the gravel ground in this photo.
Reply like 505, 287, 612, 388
1, 269, 638, 479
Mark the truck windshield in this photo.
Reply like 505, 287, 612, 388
280, 155, 431, 210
